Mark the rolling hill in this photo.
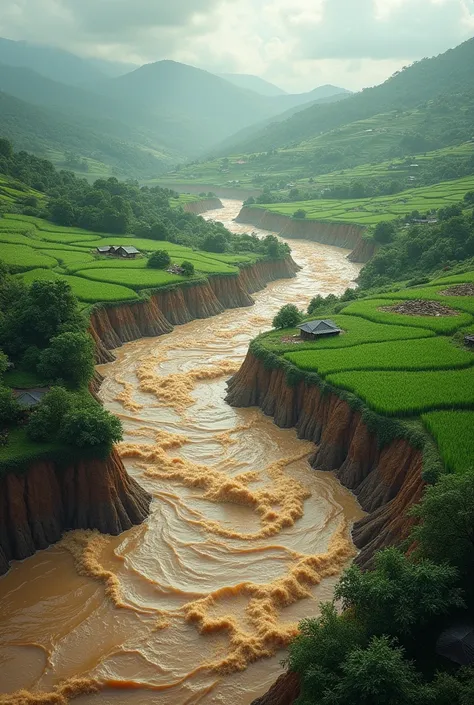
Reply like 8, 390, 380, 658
221, 37, 474, 156
220, 73, 287, 96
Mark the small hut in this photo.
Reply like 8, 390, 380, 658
298, 319, 342, 341
116, 246, 140, 259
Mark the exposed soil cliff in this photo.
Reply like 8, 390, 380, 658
89, 258, 300, 356
0, 448, 151, 575
236, 206, 375, 263
226, 351, 425, 569
182, 197, 223, 214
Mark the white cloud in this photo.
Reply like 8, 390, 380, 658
0, 0, 472, 91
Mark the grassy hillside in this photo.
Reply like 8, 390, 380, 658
247, 174, 474, 226
0, 212, 260, 304
257, 275, 474, 474
223, 38, 474, 156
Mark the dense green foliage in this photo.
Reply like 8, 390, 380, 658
359, 206, 474, 289
272, 304, 303, 329
37, 332, 94, 388
147, 250, 171, 270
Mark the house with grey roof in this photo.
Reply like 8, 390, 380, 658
298, 319, 342, 340
13, 388, 49, 408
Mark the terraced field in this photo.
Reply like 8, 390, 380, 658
0, 213, 258, 304
252, 174, 474, 226
259, 274, 474, 473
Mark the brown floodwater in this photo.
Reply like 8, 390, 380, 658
0, 200, 364, 705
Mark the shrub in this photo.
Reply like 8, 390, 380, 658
272, 304, 303, 329
59, 406, 123, 449
147, 250, 171, 269
181, 261, 195, 277
293, 209, 307, 219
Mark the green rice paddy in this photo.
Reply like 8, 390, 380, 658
259, 271, 474, 474
0, 212, 254, 303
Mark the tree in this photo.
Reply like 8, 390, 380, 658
38, 332, 94, 388
181, 261, 195, 277
289, 603, 365, 702
272, 304, 303, 329
50, 198, 75, 226
1, 279, 84, 356
330, 637, 424, 705
26, 387, 72, 441
335, 548, 463, 640
263, 234, 280, 258
293, 209, 307, 219
373, 221, 396, 244
0, 387, 21, 426
411, 472, 474, 583
147, 250, 171, 269
149, 221, 168, 240
59, 406, 123, 449
202, 233, 227, 253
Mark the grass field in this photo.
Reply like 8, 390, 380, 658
421, 411, 474, 474
326, 367, 474, 416
284, 337, 474, 376
20, 268, 139, 302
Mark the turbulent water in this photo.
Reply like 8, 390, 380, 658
0, 200, 364, 705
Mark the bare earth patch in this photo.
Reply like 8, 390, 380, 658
380, 299, 459, 317
440, 283, 474, 297
280, 335, 303, 344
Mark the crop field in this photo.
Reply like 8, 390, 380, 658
0, 210, 255, 302
326, 367, 474, 416
261, 314, 434, 354
0, 244, 59, 271
252, 174, 474, 226
77, 268, 188, 290
19, 268, 139, 302
421, 411, 474, 474
284, 337, 474, 376
375, 287, 474, 317
261, 267, 474, 472
341, 298, 472, 334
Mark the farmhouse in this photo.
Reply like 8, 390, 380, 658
116, 246, 140, 259
298, 319, 342, 340
13, 388, 49, 408
95, 245, 140, 258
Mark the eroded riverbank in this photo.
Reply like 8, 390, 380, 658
0, 200, 363, 705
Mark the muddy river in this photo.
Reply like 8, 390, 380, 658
0, 200, 363, 704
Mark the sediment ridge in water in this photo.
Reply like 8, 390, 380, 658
226, 351, 425, 569
0, 448, 151, 575
236, 206, 377, 263
90, 257, 300, 361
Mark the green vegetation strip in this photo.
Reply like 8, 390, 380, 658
260, 314, 434, 354
341, 298, 472, 334
421, 410, 474, 475
75, 267, 185, 290
284, 337, 474, 376
326, 367, 474, 416
20, 268, 139, 302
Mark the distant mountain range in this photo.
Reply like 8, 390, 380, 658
1, 35, 472, 183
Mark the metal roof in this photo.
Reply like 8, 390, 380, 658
96, 246, 112, 252
14, 390, 47, 408
298, 319, 341, 335
119, 246, 140, 254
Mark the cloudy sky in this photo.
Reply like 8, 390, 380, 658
0, 0, 473, 92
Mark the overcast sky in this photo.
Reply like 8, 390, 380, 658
1, 0, 473, 92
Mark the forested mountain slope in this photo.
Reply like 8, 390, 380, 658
223, 38, 474, 155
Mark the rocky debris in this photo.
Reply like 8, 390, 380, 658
380, 299, 458, 317
440, 283, 474, 297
